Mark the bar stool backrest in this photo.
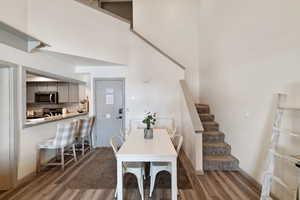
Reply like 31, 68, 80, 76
53, 121, 77, 148
79, 118, 90, 138
88, 116, 96, 136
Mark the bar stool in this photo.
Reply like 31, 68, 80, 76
88, 116, 96, 151
36, 120, 78, 172
76, 118, 91, 156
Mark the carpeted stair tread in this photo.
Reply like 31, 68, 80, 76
203, 131, 224, 136
203, 142, 231, 148
203, 121, 219, 131
195, 104, 210, 114
204, 155, 238, 162
203, 155, 239, 171
195, 103, 240, 171
203, 131, 225, 142
195, 104, 209, 107
199, 114, 215, 122
203, 142, 231, 155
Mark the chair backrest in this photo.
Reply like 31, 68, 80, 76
53, 121, 78, 148
172, 135, 183, 154
130, 118, 176, 131
119, 129, 126, 142
154, 118, 176, 130
129, 119, 145, 130
79, 118, 90, 138
110, 136, 120, 155
167, 128, 176, 138
88, 116, 96, 136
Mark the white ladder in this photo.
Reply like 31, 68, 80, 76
261, 93, 300, 200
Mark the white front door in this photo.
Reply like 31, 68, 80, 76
94, 79, 125, 147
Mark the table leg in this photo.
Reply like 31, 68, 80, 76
117, 159, 123, 200
171, 158, 178, 200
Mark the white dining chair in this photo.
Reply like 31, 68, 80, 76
36, 121, 78, 172
111, 136, 145, 200
119, 128, 130, 142
167, 127, 177, 139
153, 118, 177, 137
149, 135, 183, 197
129, 119, 145, 130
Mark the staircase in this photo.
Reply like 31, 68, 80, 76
196, 104, 239, 171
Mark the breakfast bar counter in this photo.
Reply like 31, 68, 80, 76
24, 112, 89, 128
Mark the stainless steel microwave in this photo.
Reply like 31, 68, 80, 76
35, 92, 58, 104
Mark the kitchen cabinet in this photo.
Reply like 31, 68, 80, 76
68, 83, 79, 103
36, 82, 48, 92
47, 82, 58, 92
79, 85, 86, 101
57, 83, 69, 103
27, 82, 37, 103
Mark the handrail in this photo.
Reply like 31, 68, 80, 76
180, 80, 204, 133
131, 29, 186, 70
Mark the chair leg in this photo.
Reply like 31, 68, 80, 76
142, 167, 146, 180
149, 170, 158, 197
82, 139, 85, 156
36, 148, 42, 173
56, 149, 60, 161
137, 172, 144, 200
73, 144, 78, 162
61, 147, 65, 171
114, 187, 117, 198
89, 134, 93, 151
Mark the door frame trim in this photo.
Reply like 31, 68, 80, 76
0, 60, 18, 189
93, 78, 126, 147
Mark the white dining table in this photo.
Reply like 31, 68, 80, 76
116, 128, 178, 200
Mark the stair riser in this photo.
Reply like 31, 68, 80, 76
204, 160, 239, 171
199, 115, 215, 122
203, 146, 231, 155
203, 134, 225, 143
197, 107, 210, 114
203, 124, 219, 131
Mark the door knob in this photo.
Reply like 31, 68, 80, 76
117, 116, 123, 119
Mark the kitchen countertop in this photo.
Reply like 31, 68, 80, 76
24, 112, 89, 128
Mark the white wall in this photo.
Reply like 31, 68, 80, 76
0, 0, 28, 32
0, 43, 86, 180
28, 0, 130, 65
180, 80, 203, 173
198, 0, 300, 197
0, 67, 11, 189
133, 0, 200, 101
77, 32, 185, 133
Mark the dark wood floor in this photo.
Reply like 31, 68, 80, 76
0, 149, 262, 200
